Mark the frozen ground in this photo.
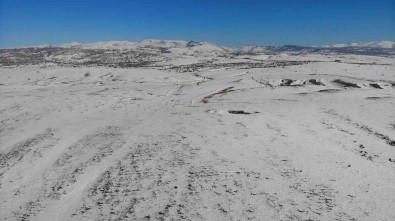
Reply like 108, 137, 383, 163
0, 51, 395, 220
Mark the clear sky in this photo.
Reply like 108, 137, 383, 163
0, 0, 394, 48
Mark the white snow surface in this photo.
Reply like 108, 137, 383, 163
0, 52, 395, 221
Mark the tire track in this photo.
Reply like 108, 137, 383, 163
0, 128, 58, 176
12, 126, 125, 220
326, 109, 395, 147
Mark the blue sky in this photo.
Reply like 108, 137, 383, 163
0, 0, 394, 47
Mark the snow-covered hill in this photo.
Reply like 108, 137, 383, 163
58, 39, 231, 55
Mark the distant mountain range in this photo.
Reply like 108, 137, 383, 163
56, 40, 231, 53
1, 40, 394, 67
324, 41, 395, 49
9, 40, 395, 50
235, 41, 395, 56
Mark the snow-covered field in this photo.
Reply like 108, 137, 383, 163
0, 50, 395, 220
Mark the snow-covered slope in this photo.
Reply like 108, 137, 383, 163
1, 47, 395, 220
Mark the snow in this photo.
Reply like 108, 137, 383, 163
0, 47, 394, 221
